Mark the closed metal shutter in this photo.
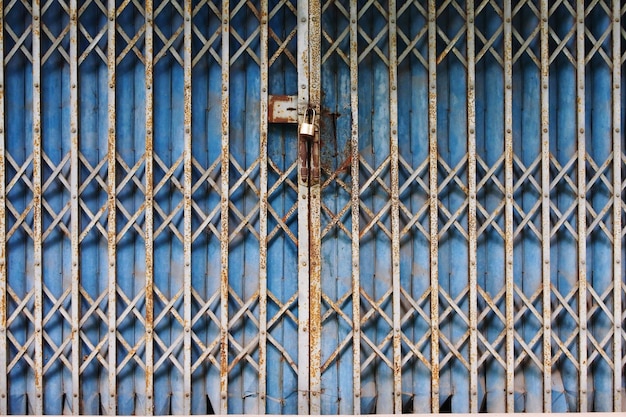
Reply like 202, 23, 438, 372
0, 0, 624, 414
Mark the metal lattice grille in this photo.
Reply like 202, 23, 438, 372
1, 0, 625, 414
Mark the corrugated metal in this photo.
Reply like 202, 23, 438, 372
1, 0, 625, 414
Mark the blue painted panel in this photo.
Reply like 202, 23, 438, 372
267, 0, 300, 413
512, 2, 543, 412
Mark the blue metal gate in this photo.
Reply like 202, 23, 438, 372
1, 0, 625, 414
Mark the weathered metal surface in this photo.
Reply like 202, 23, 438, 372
466, 1, 478, 412
576, 2, 587, 412
69, 0, 80, 412
268, 95, 299, 124
258, 0, 269, 412
144, 1, 155, 414
540, 0, 552, 411
503, 2, 514, 412
297, 0, 310, 413
220, 0, 229, 413
183, 0, 193, 412
428, 0, 439, 412
1, 0, 625, 414
387, 1, 402, 412
612, 0, 622, 411
0, 2, 6, 413
106, 0, 117, 412
0, 0, 6, 410
349, 0, 360, 413
32, 0, 44, 413
308, 0, 322, 414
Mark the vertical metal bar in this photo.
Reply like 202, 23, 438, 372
387, 0, 401, 412
540, 0, 551, 411
144, 1, 154, 413
183, 0, 192, 412
258, 0, 268, 412
106, 0, 117, 412
466, 0, 478, 412
32, 0, 44, 412
296, 0, 310, 412
612, 0, 622, 411
349, 0, 360, 412
308, 0, 321, 413
503, 2, 514, 412
0, 1, 6, 412
219, 0, 230, 413
576, 1, 587, 411
69, 0, 80, 412
428, 0, 439, 412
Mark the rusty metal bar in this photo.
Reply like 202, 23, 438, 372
576, 1, 587, 411
612, 0, 622, 411
540, 0, 551, 411
503, 1, 514, 412
428, 0, 439, 412
144, 1, 155, 413
308, 0, 321, 413
106, 0, 117, 411
296, 0, 310, 412
349, 0, 360, 412
466, 0, 478, 412
258, 0, 269, 412
32, 0, 44, 412
387, 0, 401, 412
220, 0, 230, 412
0, 1, 6, 412
69, 0, 80, 411
183, 0, 192, 412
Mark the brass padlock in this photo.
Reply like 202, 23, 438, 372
300, 108, 316, 137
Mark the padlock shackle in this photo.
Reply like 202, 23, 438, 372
305, 107, 315, 122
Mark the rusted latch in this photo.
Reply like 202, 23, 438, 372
298, 107, 319, 185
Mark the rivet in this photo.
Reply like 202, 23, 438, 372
579, 128, 584, 134
431, 128, 436, 133
71, 128, 77, 133
223, 19, 228, 24
301, 84, 306, 89
301, 17, 306, 22
352, 19, 356, 23
223, 86, 227, 91
543, 128, 548, 133
615, 128, 620, 133
302, 261, 307, 266
469, 128, 474, 134
506, 129, 511, 134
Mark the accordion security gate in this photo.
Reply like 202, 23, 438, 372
1, 0, 626, 414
